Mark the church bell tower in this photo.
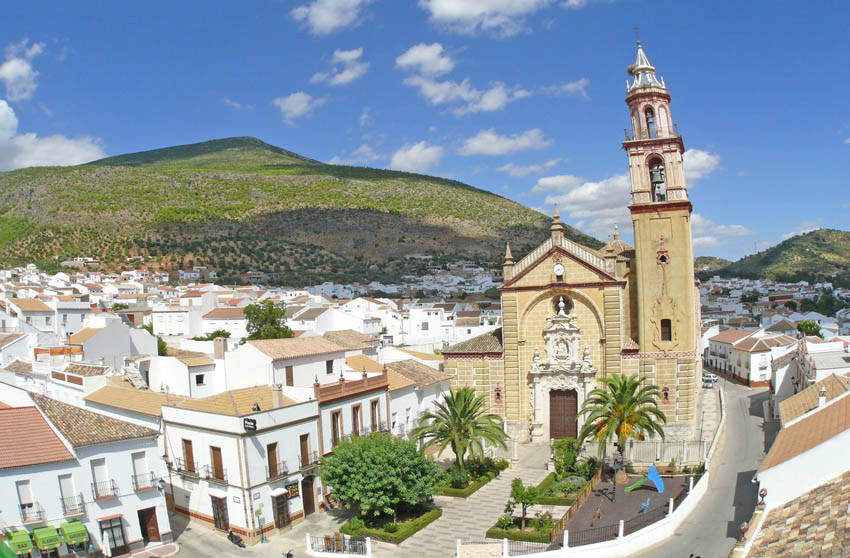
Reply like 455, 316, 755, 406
624, 42, 699, 426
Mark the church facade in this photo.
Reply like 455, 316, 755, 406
443, 43, 701, 442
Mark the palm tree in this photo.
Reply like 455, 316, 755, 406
577, 374, 667, 458
411, 386, 508, 471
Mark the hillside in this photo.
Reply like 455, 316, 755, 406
0, 137, 601, 286
698, 229, 850, 286
694, 256, 731, 273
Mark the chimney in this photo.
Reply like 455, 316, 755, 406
272, 383, 284, 408
213, 336, 227, 360
818, 386, 827, 408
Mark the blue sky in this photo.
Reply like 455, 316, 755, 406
2, 1, 848, 260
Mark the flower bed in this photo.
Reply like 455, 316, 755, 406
435, 457, 509, 498
340, 507, 443, 545
485, 525, 550, 543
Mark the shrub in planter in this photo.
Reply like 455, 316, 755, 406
449, 466, 469, 489
346, 517, 365, 536
497, 514, 513, 530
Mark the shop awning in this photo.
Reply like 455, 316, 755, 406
32, 527, 61, 551
5, 532, 33, 556
60, 521, 90, 546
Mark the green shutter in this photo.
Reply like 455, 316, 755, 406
32, 527, 61, 551
60, 521, 90, 546
5, 532, 33, 556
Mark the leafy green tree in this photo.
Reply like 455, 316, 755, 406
483, 287, 501, 300
320, 433, 442, 521
244, 301, 293, 340
504, 478, 538, 530
784, 301, 797, 311
157, 336, 168, 356
797, 319, 822, 338
577, 374, 667, 459
111, 303, 129, 311
411, 387, 508, 472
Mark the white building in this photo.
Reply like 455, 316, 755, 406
0, 385, 171, 557
201, 307, 248, 341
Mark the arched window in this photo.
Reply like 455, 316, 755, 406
649, 158, 667, 202
552, 295, 573, 315
645, 107, 657, 138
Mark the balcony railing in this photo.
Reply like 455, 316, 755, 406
266, 460, 289, 481
175, 458, 199, 477
203, 465, 228, 485
132, 472, 158, 492
91, 480, 119, 500
21, 503, 45, 524
299, 451, 319, 469
61, 494, 86, 516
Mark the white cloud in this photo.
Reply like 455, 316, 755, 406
359, 107, 371, 127
533, 172, 631, 238
844, 137, 850, 145
540, 77, 590, 99
691, 213, 754, 249
402, 75, 530, 115
272, 92, 325, 124
0, 38, 45, 101
459, 128, 551, 156
498, 158, 561, 177
311, 47, 369, 86
291, 0, 373, 35
0, 100, 105, 170
396, 43, 455, 76
418, 0, 554, 36
389, 141, 444, 173
683, 149, 720, 182
223, 98, 252, 111
329, 144, 382, 165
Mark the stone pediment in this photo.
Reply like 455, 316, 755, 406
501, 236, 620, 289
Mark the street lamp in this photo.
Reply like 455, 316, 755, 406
612, 444, 622, 502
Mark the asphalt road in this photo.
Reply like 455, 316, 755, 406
629, 379, 778, 558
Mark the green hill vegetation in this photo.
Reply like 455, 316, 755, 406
694, 256, 732, 273
697, 229, 850, 287
0, 136, 601, 285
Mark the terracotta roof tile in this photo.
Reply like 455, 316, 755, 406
323, 330, 377, 351
0, 332, 25, 348
3, 359, 33, 376
0, 407, 76, 469
10, 298, 53, 312
249, 337, 344, 360
32, 394, 157, 448
398, 348, 444, 361
746, 470, 850, 558
710, 329, 756, 344
176, 354, 214, 367
760, 392, 850, 473
293, 307, 326, 321
346, 354, 384, 374
386, 360, 449, 388
65, 362, 110, 377
443, 328, 503, 355
175, 385, 298, 416
203, 307, 245, 319
779, 374, 850, 425
68, 327, 103, 345
85, 377, 185, 416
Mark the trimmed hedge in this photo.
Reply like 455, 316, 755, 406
485, 525, 550, 543
536, 472, 578, 506
341, 508, 443, 544
437, 470, 497, 498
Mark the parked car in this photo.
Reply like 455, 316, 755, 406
703, 379, 715, 389
703, 372, 719, 382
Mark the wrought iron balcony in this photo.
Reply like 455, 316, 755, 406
132, 471, 158, 492
299, 451, 319, 469
175, 457, 199, 477
266, 460, 289, 481
61, 494, 86, 516
91, 479, 119, 500
21, 503, 45, 523
203, 464, 228, 484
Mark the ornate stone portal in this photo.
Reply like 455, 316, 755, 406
529, 297, 598, 443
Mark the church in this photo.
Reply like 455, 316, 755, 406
443, 42, 702, 443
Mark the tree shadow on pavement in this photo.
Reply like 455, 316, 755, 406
727, 469, 758, 540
